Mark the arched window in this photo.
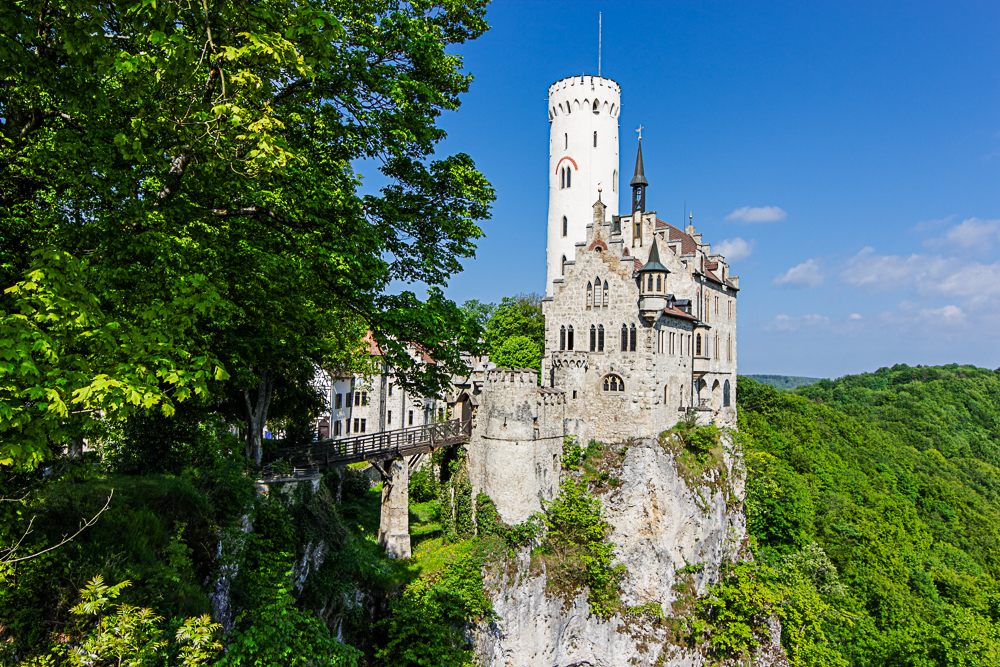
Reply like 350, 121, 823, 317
594, 276, 602, 308
598, 324, 604, 351
602, 374, 624, 392
621, 324, 628, 351
562, 216, 568, 237
560, 325, 566, 351
705, 294, 711, 322
647, 275, 653, 291
696, 334, 702, 356
656, 275, 662, 291
586, 281, 593, 309
629, 324, 637, 352
593, 131, 597, 147
602, 280, 609, 307
723, 380, 731, 407
590, 325, 596, 352
560, 168, 565, 189
714, 335, 719, 360
592, 99, 600, 114
567, 325, 574, 350
566, 167, 571, 188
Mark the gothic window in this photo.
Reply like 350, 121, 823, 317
621, 324, 628, 351
593, 131, 597, 147
603, 280, 609, 307
629, 324, 637, 352
593, 99, 600, 114
647, 275, 653, 291
560, 325, 566, 351
598, 324, 604, 351
602, 374, 624, 392
567, 325, 574, 350
560, 168, 565, 189
594, 276, 602, 307
696, 334, 702, 356
589, 325, 596, 351
723, 380, 731, 407
586, 281, 593, 309
705, 294, 711, 322
656, 275, 661, 291
562, 216, 568, 237
714, 335, 719, 360
715, 295, 719, 314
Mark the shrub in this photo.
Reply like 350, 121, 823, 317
409, 466, 439, 503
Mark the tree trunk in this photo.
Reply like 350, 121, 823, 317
242, 369, 274, 468
67, 437, 83, 461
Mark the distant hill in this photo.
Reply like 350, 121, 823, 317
745, 374, 824, 391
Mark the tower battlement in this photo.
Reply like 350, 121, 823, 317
484, 368, 538, 386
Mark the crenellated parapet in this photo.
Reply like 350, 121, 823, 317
550, 351, 589, 369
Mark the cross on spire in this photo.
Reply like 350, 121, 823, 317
636, 124, 643, 141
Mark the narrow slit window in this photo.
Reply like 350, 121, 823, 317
560, 325, 566, 351
621, 324, 628, 351
629, 324, 637, 352
567, 325, 574, 350
562, 216, 568, 237
590, 325, 596, 351
586, 282, 593, 309
598, 324, 604, 351
593, 131, 597, 147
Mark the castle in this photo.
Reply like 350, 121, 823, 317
464, 74, 740, 523
307, 73, 739, 533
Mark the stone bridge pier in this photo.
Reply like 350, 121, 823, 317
376, 454, 423, 559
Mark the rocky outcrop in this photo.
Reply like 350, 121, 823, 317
474, 435, 782, 667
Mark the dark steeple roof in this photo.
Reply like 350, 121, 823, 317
638, 238, 668, 273
630, 139, 649, 187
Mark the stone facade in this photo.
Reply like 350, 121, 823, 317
540, 191, 740, 445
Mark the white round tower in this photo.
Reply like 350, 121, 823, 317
546, 74, 621, 295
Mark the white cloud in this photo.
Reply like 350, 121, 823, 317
924, 217, 1000, 252
848, 313, 862, 320
766, 314, 829, 332
714, 237, 755, 262
772, 258, 823, 288
842, 247, 1000, 299
918, 304, 965, 325
725, 206, 787, 223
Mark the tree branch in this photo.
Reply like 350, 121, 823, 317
270, 78, 311, 106
1, 490, 113, 565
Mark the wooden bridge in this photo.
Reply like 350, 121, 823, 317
265, 418, 472, 471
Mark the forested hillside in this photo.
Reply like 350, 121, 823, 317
735, 364, 1000, 665
745, 375, 824, 391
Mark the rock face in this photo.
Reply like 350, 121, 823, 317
474, 435, 780, 667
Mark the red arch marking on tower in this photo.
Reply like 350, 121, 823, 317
554, 156, 579, 174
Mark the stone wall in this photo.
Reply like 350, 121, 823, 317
467, 369, 566, 524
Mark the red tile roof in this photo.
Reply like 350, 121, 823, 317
655, 220, 697, 254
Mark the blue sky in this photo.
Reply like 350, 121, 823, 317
385, 1, 1000, 378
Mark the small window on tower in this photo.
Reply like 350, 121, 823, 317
656, 275, 662, 291
566, 167, 571, 188
593, 99, 600, 114
561, 254, 567, 275
593, 131, 597, 147
564, 133, 567, 149
562, 217, 567, 237
613, 170, 618, 192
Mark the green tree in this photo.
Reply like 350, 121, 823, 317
491, 334, 542, 371
0, 0, 495, 468
459, 299, 496, 329
484, 294, 544, 363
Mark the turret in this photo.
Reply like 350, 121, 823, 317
630, 132, 648, 214
637, 238, 668, 323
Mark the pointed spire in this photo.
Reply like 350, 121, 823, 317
639, 237, 668, 273
630, 138, 648, 187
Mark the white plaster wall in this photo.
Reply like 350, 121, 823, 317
546, 75, 621, 295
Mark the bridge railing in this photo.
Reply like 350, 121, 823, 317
267, 418, 472, 469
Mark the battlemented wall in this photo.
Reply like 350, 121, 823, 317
467, 369, 566, 524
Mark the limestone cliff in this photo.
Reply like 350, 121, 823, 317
474, 435, 786, 667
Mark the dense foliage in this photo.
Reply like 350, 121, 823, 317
461, 293, 545, 372
0, 0, 494, 468
729, 365, 1000, 666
